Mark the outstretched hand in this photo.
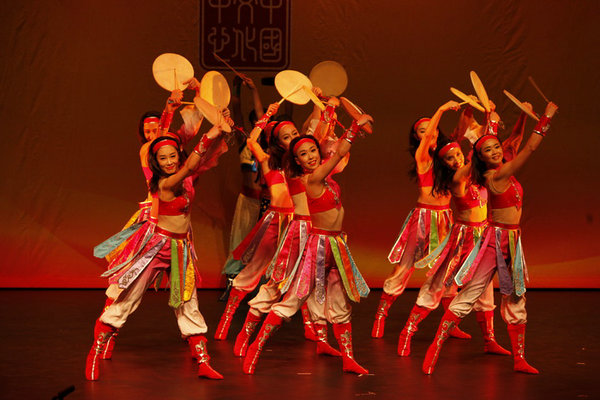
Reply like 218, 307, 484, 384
440, 100, 461, 112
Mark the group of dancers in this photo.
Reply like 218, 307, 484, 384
84, 70, 558, 381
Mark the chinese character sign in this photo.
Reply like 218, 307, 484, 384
200, 0, 290, 71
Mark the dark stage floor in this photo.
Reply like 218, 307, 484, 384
0, 289, 596, 400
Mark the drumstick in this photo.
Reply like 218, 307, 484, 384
213, 52, 246, 80
527, 76, 550, 103
174, 69, 179, 90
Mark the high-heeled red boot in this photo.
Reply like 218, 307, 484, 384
371, 292, 398, 338
315, 323, 342, 357
233, 310, 262, 357
441, 296, 471, 339
300, 303, 318, 341
507, 323, 539, 374
397, 304, 431, 356
85, 319, 118, 380
422, 309, 462, 375
243, 312, 283, 374
214, 288, 246, 340
476, 311, 511, 355
100, 298, 118, 360
333, 322, 369, 374
188, 335, 224, 379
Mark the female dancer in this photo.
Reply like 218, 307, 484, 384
396, 133, 509, 357
372, 101, 470, 339
97, 83, 203, 360
214, 103, 299, 340
85, 114, 230, 381
422, 101, 558, 375
221, 74, 265, 280
231, 98, 344, 356
242, 116, 372, 375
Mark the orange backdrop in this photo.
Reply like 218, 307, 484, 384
1, 1, 599, 288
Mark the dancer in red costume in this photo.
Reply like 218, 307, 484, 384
232, 96, 344, 357
373, 101, 470, 340
422, 101, 558, 375
221, 74, 265, 280
96, 81, 203, 360
85, 106, 230, 381
397, 131, 510, 357
214, 102, 299, 340
243, 115, 372, 376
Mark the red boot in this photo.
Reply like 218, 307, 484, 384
233, 310, 262, 357
214, 288, 246, 340
397, 304, 431, 356
300, 303, 318, 341
422, 309, 462, 375
101, 298, 118, 360
315, 323, 342, 357
188, 335, 224, 379
371, 292, 398, 338
441, 297, 471, 339
333, 322, 369, 374
476, 311, 511, 355
243, 312, 283, 374
507, 323, 539, 374
85, 319, 117, 381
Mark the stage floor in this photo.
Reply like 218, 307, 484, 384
0, 289, 596, 399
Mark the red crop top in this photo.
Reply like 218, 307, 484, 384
308, 176, 342, 214
288, 177, 306, 196
453, 185, 487, 211
264, 169, 286, 186
417, 168, 434, 187
158, 177, 195, 216
489, 176, 523, 209
159, 194, 190, 215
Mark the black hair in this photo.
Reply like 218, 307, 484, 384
431, 136, 459, 197
408, 117, 446, 181
148, 136, 186, 195
138, 111, 162, 144
267, 121, 297, 170
286, 135, 321, 178
470, 135, 502, 187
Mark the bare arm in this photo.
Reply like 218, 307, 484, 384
493, 102, 558, 183
159, 125, 224, 191
246, 102, 279, 175
415, 101, 461, 170
306, 115, 371, 185
502, 104, 530, 161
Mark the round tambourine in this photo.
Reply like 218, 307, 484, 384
200, 71, 231, 109
340, 97, 373, 135
193, 96, 231, 133
274, 70, 312, 105
503, 90, 540, 121
470, 71, 491, 112
152, 53, 194, 91
309, 61, 348, 97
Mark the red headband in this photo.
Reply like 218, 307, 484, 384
438, 142, 460, 158
272, 121, 295, 142
413, 118, 431, 132
474, 135, 498, 153
292, 137, 317, 154
152, 138, 179, 154
144, 116, 160, 124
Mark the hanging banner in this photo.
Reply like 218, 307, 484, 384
200, 0, 291, 71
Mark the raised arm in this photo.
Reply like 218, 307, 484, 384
246, 103, 279, 175
493, 102, 558, 183
415, 101, 461, 169
159, 124, 225, 192
307, 115, 372, 185
502, 104, 530, 162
